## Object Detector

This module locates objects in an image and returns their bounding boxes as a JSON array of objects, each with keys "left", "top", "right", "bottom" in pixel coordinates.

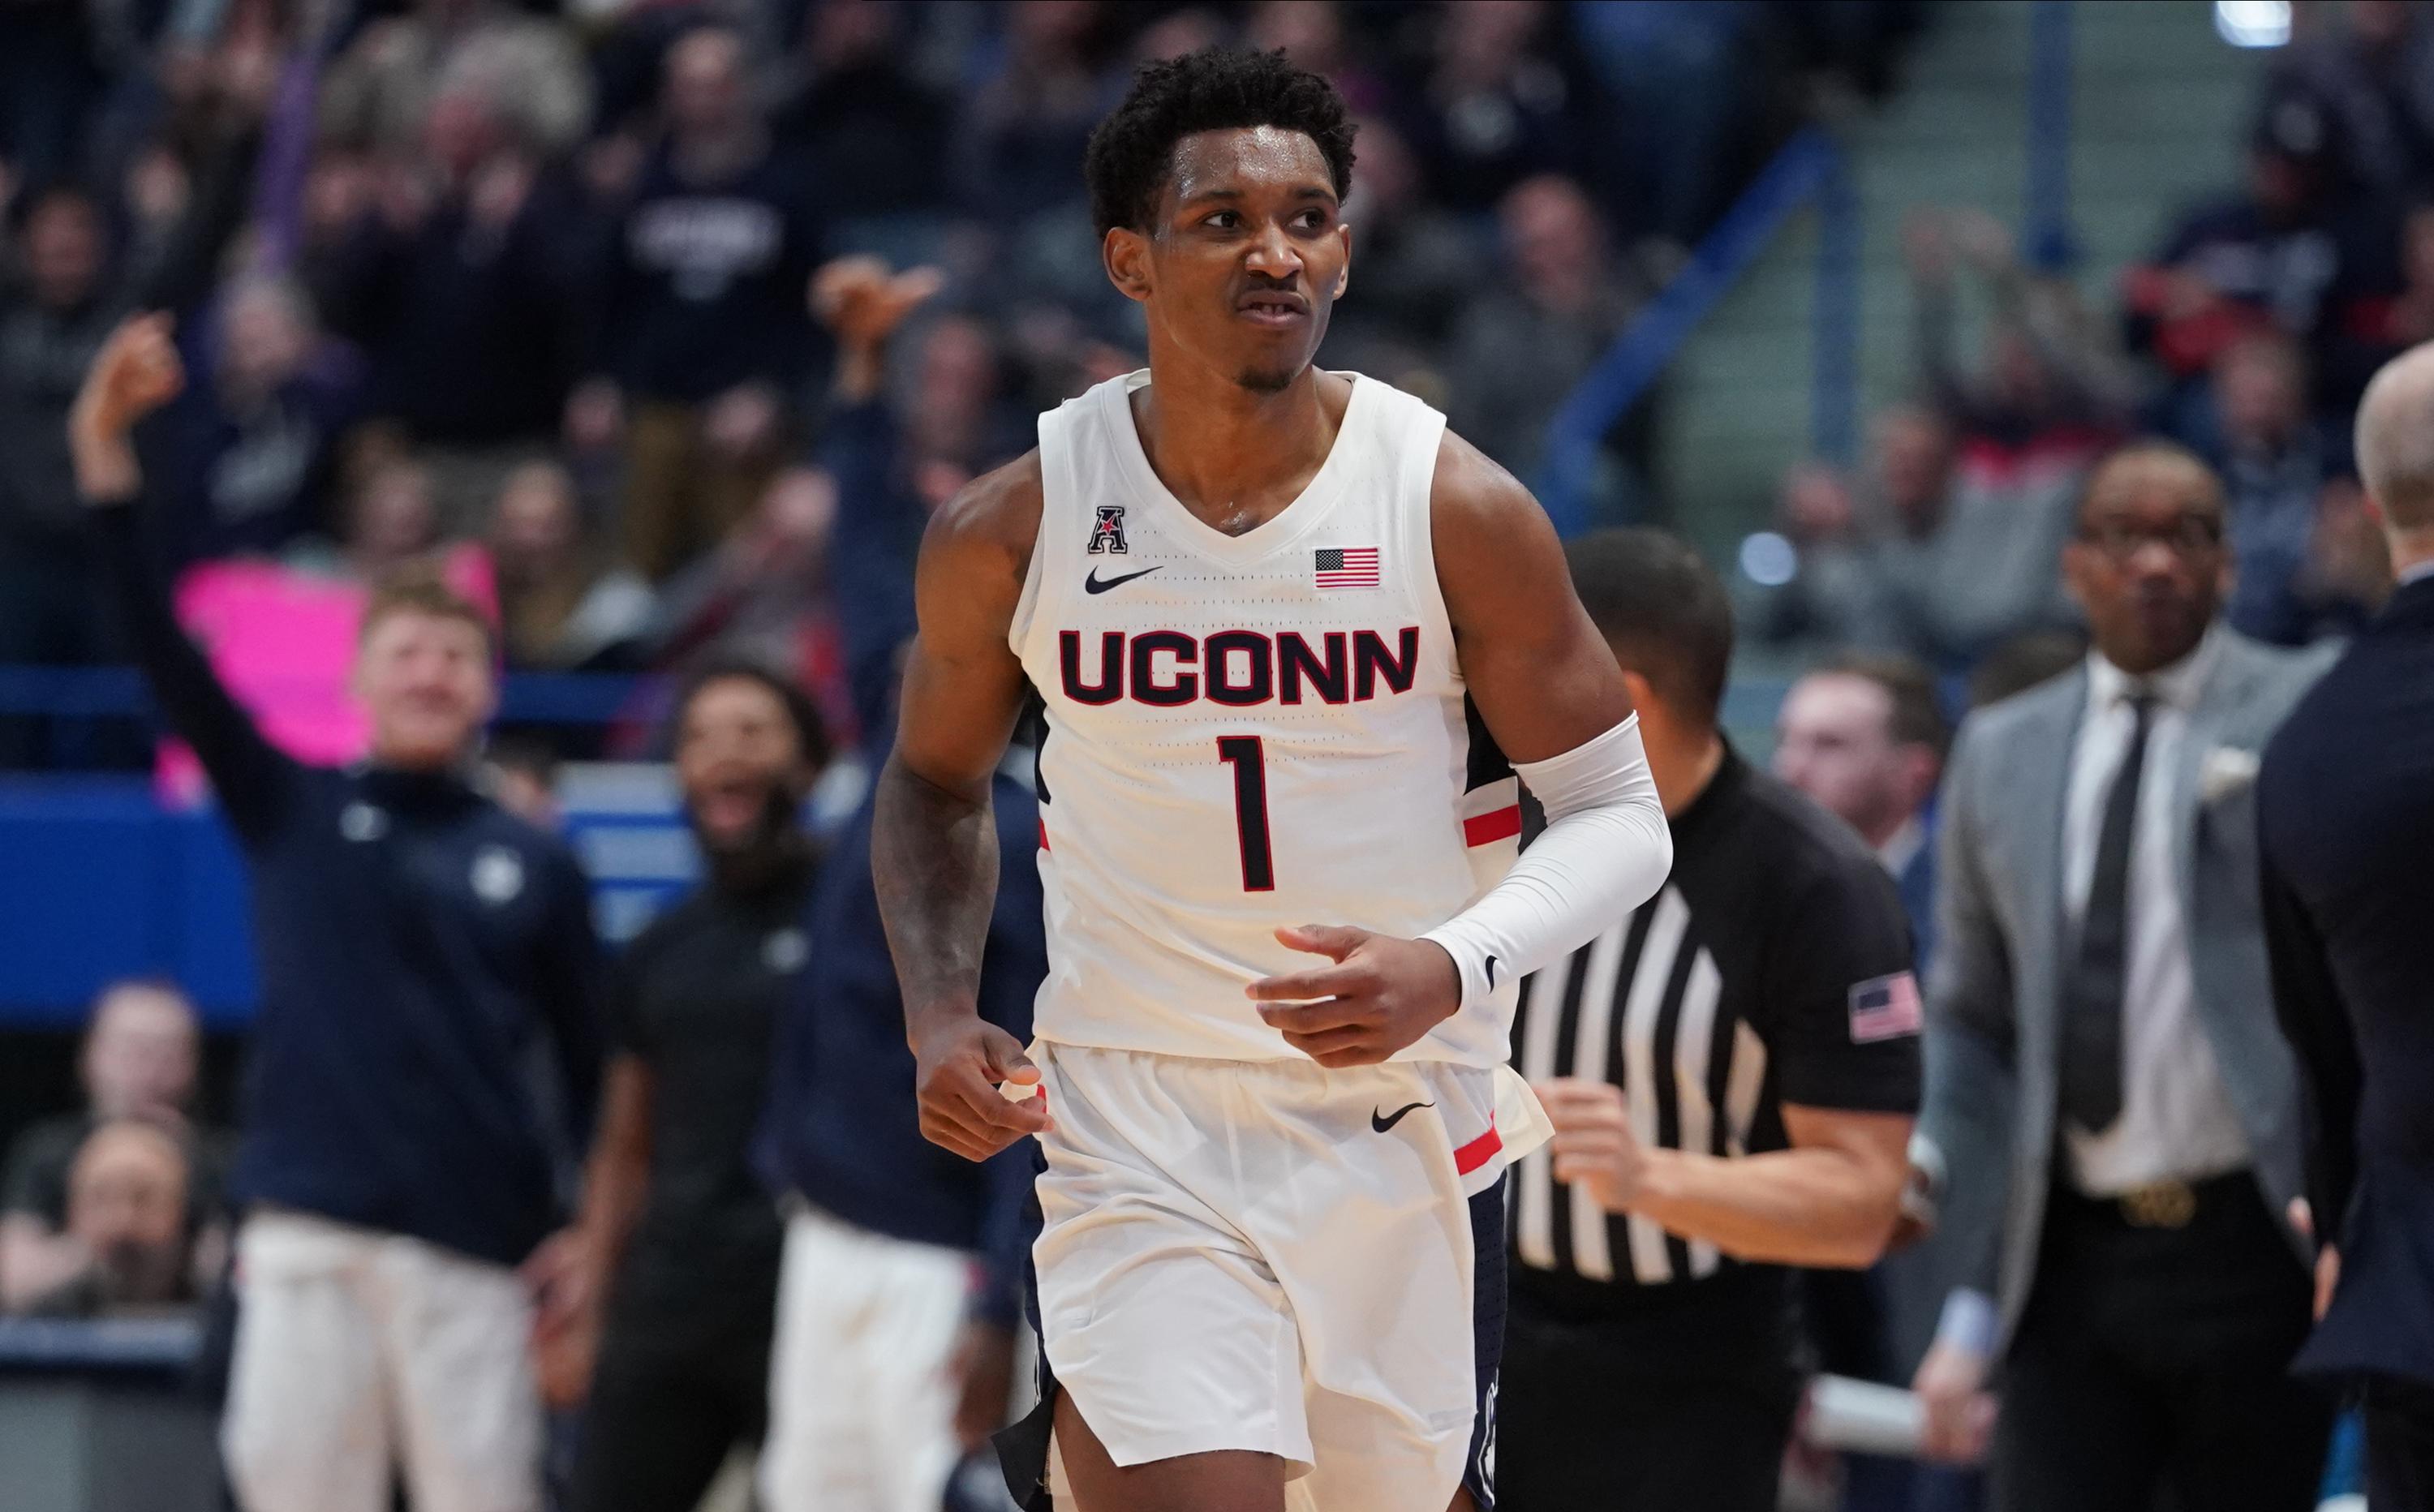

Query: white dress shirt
[
  {"left": 1875, "top": 815, "right": 1925, "bottom": 879},
  {"left": 2058, "top": 628, "right": 2253, "bottom": 1193}
]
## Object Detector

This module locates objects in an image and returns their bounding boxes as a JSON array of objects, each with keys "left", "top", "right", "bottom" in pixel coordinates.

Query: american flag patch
[
  {"left": 1847, "top": 972, "right": 1923, "bottom": 1043},
  {"left": 1314, "top": 546, "right": 1381, "bottom": 589}
]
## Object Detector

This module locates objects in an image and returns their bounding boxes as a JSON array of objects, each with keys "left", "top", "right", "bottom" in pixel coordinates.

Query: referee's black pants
[
  {"left": 1499, "top": 1271, "right": 1802, "bottom": 1512},
  {"left": 1989, "top": 1172, "right": 2331, "bottom": 1512},
  {"left": 564, "top": 1299, "right": 773, "bottom": 1512}
]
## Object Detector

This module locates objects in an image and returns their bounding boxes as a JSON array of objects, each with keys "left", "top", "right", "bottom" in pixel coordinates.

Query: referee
[{"left": 1500, "top": 530, "right": 1921, "bottom": 1512}]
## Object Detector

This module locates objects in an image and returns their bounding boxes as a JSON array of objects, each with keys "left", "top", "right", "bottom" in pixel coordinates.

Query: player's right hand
[
  {"left": 72, "top": 313, "right": 184, "bottom": 445},
  {"left": 912, "top": 1016, "right": 1051, "bottom": 1161}
]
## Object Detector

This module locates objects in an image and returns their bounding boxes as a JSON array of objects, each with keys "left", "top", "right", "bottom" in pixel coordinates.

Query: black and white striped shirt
[{"left": 1510, "top": 750, "right": 1921, "bottom": 1293}]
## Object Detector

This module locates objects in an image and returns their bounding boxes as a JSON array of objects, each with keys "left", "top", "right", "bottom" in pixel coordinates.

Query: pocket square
[{"left": 2199, "top": 745, "right": 2260, "bottom": 803}]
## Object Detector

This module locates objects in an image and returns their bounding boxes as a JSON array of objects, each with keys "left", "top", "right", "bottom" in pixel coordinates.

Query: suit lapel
[
  {"left": 2017, "top": 668, "right": 2085, "bottom": 1044},
  {"left": 2173, "top": 636, "right": 2264, "bottom": 920}
]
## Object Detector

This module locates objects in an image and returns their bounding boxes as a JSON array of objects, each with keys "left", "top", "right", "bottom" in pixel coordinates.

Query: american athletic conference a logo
[{"left": 1087, "top": 504, "right": 1129, "bottom": 555}]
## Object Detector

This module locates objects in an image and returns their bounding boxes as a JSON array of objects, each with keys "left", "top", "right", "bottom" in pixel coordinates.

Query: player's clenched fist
[
  {"left": 1247, "top": 924, "right": 1462, "bottom": 1067},
  {"left": 910, "top": 1014, "right": 1051, "bottom": 1162},
  {"left": 1536, "top": 1077, "right": 1652, "bottom": 1212}
]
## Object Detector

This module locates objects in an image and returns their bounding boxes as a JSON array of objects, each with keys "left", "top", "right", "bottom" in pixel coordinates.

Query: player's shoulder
[
  {"left": 1426, "top": 424, "right": 1540, "bottom": 532},
  {"left": 921, "top": 448, "right": 1043, "bottom": 582}
]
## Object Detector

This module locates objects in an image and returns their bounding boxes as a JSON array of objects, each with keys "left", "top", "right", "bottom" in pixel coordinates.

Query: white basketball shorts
[{"left": 1005, "top": 1043, "right": 1546, "bottom": 1512}]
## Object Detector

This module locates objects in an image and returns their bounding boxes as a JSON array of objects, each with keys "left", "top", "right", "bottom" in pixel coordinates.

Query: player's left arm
[{"left": 1249, "top": 435, "right": 1671, "bottom": 1066}]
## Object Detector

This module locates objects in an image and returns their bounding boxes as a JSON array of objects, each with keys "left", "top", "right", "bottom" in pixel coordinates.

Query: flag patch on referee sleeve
[{"left": 1847, "top": 973, "right": 1923, "bottom": 1042}]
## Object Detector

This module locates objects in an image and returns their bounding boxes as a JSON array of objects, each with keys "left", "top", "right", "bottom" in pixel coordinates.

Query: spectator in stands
[
  {"left": 776, "top": 0, "right": 951, "bottom": 221},
  {"left": 1908, "top": 206, "right": 2131, "bottom": 457},
  {"left": 0, "top": 187, "right": 124, "bottom": 679},
  {"left": 311, "top": 83, "right": 583, "bottom": 531},
  {"left": 158, "top": 274, "right": 359, "bottom": 566},
  {"left": 17, "top": 1118, "right": 200, "bottom": 1318},
  {"left": 571, "top": 22, "right": 823, "bottom": 581},
  {"left": 334, "top": 453, "right": 441, "bottom": 584},
  {"left": 1750, "top": 407, "right": 1974, "bottom": 660},
  {"left": 2264, "top": 0, "right": 2434, "bottom": 201},
  {"left": 1446, "top": 173, "right": 1642, "bottom": 508},
  {"left": 1246, "top": 1, "right": 1394, "bottom": 115},
  {"left": 71, "top": 316, "right": 604, "bottom": 1512},
  {"left": 487, "top": 460, "right": 653, "bottom": 672},
  {"left": 2187, "top": 332, "right": 2368, "bottom": 644},
  {"left": 317, "top": 0, "right": 590, "bottom": 165},
  {"left": 2124, "top": 105, "right": 2395, "bottom": 411},
  {"left": 1774, "top": 653, "right": 1948, "bottom": 963},
  {"left": 1408, "top": 0, "right": 1576, "bottom": 213},
  {"left": 1320, "top": 113, "right": 1479, "bottom": 393},
  {"left": 953, "top": 0, "right": 1115, "bottom": 225},
  {"left": 0, "top": 979, "right": 217, "bottom": 1310},
  {"left": 1909, "top": 443, "right": 2334, "bottom": 1509},
  {"left": 647, "top": 464, "right": 853, "bottom": 745},
  {"left": 540, "top": 658, "right": 827, "bottom": 1512}
]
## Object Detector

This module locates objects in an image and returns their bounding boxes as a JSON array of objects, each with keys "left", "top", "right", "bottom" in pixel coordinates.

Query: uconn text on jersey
[{"left": 1057, "top": 625, "right": 1423, "bottom": 707}]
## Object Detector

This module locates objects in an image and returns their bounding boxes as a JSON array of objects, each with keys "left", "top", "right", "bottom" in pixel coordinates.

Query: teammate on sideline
[
  {"left": 872, "top": 48, "right": 1672, "bottom": 1512},
  {"left": 69, "top": 316, "right": 601, "bottom": 1512}
]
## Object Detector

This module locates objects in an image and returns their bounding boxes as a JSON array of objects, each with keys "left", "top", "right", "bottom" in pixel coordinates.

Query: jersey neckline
[{"left": 1103, "top": 368, "right": 1374, "bottom": 567}]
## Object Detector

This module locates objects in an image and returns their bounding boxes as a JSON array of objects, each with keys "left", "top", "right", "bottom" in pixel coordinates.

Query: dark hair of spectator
[
  {"left": 360, "top": 564, "right": 497, "bottom": 656},
  {"left": 1967, "top": 629, "right": 2089, "bottom": 711},
  {"left": 1084, "top": 46, "right": 1357, "bottom": 235},
  {"left": 2071, "top": 438, "right": 2222, "bottom": 534},
  {"left": 1816, "top": 651, "right": 1950, "bottom": 761},
  {"left": 673, "top": 652, "right": 832, "bottom": 773},
  {"left": 1563, "top": 527, "right": 1735, "bottom": 724}
]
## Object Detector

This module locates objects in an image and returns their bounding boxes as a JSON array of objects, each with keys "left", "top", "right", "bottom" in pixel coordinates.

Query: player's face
[
  {"left": 1774, "top": 675, "right": 1904, "bottom": 836},
  {"left": 675, "top": 677, "right": 811, "bottom": 854},
  {"left": 1110, "top": 126, "right": 1350, "bottom": 394},
  {"left": 2063, "top": 453, "right": 2230, "bottom": 675},
  {"left": 355, "top": 609, "right": 497, "bottom": 770}
]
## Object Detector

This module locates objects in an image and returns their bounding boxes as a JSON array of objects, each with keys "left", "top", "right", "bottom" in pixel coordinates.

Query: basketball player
[{"left": 871, "top": 48, "right": 1673, "bottom": 1512}]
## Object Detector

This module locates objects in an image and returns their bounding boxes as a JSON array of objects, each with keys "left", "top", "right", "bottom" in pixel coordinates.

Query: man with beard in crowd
[{"left": 536, "top": 656, "right": 828, "bottom": 1512}]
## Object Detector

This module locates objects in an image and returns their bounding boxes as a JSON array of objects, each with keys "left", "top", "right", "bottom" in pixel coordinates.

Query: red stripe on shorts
[
  {"left": 1453, "top": 1119, "right": 1503, "bottom": 1175},
  {"left": 1463, "top": 805, "right": 1521, "bottom": 846},
  {"left": 1039, "top": 818, "right": 1049, "bottom": 851}
]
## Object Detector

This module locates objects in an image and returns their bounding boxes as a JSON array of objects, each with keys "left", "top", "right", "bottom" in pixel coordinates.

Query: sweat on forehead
[{"left": 1165, "top": 127, "right": 1339, "bottom": 204}]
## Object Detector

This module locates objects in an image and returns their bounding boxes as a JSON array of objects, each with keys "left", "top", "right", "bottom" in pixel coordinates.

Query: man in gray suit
[{"left": 1905, "top": 441, "right": 2335, "bottom": 1511}]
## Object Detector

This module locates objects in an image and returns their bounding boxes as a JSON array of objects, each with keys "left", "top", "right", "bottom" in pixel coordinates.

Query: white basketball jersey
[{"left": 1009, "top": 370, "right": 1523, "bottom": 1066}]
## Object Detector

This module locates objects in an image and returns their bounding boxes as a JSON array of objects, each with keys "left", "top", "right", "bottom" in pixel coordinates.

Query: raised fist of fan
[
  {"left": 1247, "top": 925, "right": 1461, "bottom": 1067},
  {"left": 70, "top": 314, "right": 187, "bottom": 504},
  {"left": 72, "top": 315, "right": 185, "bottom": 446}
]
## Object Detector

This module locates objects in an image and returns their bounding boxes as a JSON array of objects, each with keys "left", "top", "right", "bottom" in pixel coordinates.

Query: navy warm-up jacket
[{"left": 92, "top": 501, "right": 604, "bottom": 1267}]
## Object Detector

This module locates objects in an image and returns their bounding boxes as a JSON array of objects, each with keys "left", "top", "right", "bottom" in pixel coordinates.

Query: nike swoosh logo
[
  {"left": 1485, "top": 955, "right": 1500, "bottom": 987},
  {"left": 1370, "top": 1100, "right": 1436, "bottom": 1133},
  {"left": 1084, "top": 565, "right": 1164, "bottom": 594}
]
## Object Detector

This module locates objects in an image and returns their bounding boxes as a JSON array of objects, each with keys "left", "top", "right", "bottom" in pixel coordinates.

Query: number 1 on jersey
[{"left": 1216, "top": 737, "right": 1275, "bottom": 892}]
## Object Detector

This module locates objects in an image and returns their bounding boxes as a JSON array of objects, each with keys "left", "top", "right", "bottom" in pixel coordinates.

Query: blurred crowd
[
  {"left": 1748, "top": 0, "right": 2434, "bottom": 674},
  {"left": 0, "top": 0, "right": 1928, "bottom": 771}
]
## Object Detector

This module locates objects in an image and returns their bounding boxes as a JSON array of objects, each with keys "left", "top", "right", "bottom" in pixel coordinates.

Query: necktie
[{"left": 2060, "top": 692, "right": 2152, "bottom": 1134}]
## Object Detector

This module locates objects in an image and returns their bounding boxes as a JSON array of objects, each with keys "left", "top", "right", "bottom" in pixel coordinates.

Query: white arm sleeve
[{"left": 1421, "top": 714, "right": 1672, "bottom": 1013}]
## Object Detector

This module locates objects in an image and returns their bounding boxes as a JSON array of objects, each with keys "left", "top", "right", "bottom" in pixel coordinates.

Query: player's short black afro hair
[{"left": 1085, "top": 45, "right": 1357, "bottom": 236}]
